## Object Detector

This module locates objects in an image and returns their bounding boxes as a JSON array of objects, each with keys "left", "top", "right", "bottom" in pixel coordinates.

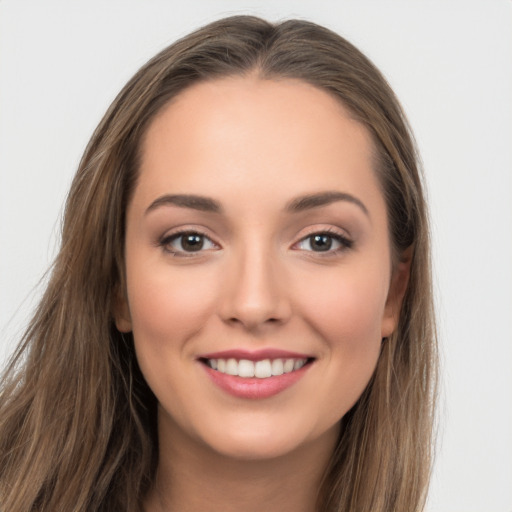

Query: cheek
[
  {"left": 292, "top": 261, "right": 389, "bottom": 403},
  {"left": 125, "top": 258, "right": 222, "bottom": 421},
  {"left": 291, "top": 265, "right": 388, "bottom": 421},
  {"left": 126, "top": 258, "right": 219, "bottom": 351},
  {"left": 296, "top": 263, "right": 389, "bottom": 345}
]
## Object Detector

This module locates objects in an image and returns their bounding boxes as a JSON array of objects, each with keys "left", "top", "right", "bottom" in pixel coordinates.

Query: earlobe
[
  {"left": 381, "top": 246, "right": 413, "bottom": 338},
  {"left": 113, "top": 288, "right": 133, "bottom": 333}
]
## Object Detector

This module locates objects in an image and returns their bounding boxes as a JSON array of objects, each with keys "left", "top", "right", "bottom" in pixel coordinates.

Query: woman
[{"left": 0, "top": 15, "right": 437, "bottom": 512}]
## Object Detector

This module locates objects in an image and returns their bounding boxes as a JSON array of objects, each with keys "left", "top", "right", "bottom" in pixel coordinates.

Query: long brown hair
[{"left": 0, "top": 15, "right": 437, "bottom": 511}]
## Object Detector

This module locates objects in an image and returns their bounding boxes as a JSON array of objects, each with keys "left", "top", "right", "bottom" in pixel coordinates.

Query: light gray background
[{"left": 1, "top": 1, "right": 511, "bottom": 511}]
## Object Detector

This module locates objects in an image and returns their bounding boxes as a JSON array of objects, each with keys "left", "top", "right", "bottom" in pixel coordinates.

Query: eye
[
  {"left": 294, "top": 232, "right": 353, "bottom": 254},
  {"left": 160, "top": 231, "right": 218, "bottom": 256}
]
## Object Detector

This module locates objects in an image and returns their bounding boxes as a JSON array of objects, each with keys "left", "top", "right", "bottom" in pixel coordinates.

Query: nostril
[
  {"left": 227, "top": 315, "right": 279, "bottom": 323},
  {"left": 227, "top": 316, "right": 282, "bottom": 328}
]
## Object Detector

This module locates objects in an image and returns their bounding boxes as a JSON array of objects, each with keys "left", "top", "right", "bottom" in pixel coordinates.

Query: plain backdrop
[{"left": 1, "top": 1, "right": 511, "bottom": 511}]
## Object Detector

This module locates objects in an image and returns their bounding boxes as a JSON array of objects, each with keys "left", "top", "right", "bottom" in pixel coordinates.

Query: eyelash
[{"left": 158, "top": 228, "right": 353, "bottom": 258}]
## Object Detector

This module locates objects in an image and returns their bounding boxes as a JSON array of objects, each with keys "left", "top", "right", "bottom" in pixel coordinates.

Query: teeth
[
  {"left": 238, "top": 359, "right": 254, "bottom": 377},
  {"left": 294, "top": 359, "right": 305, "bottom": 370},
  {"left": 283, "top": 359, "right": 295, "bottom": 373},
  {"left": 226, "top": 358, "right": 238, "bottom": 376},
  {"left": 206, "top": 357, "right": 308, "bottom": 378},
  {"left": 254, "top": 360, "right": 272, "bottom": 378},
  {"left": 271, "top": 359, "right": 284, "bottom": 376}
]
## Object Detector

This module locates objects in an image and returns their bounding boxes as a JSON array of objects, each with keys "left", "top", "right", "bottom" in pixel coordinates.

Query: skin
[{"left": 115, "top": 76, "right": 409, "bottom": 512}]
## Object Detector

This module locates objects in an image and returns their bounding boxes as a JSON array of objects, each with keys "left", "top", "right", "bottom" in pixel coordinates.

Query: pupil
[
  {"left": 311, "top": 234, "right": 332, "bottom": 251},
  {"left": 182, "top": 234, "right": 203, "bottom": 251}
]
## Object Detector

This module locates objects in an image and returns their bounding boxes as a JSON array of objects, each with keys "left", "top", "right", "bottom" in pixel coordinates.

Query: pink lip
[{"left": 198, "top": 348, "right": 312, "bottom": 361}]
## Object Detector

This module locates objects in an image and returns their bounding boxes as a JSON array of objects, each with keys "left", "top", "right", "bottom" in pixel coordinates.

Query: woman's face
[{"left": 116, "top": 76, "right": 407, "bottom": 460}]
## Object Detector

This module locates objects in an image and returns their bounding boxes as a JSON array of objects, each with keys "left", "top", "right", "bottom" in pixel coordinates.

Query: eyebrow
[
  {"left": 285, "top": 191, "right": 369, "bottom": 217},
  {"left": 145, "top": 190, "right": 369, "bottom": 217},
  {"left": 145, "top": 194, "right": 223, "bottom": 215}
]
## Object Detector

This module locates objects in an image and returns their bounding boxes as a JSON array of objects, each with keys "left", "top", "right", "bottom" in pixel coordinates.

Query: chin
[
  {"left": 195, "top": 416, "right": 338, "bottom": 462},
  {"left": 207, "top": 436, "right": 306, "bottom": 461}
]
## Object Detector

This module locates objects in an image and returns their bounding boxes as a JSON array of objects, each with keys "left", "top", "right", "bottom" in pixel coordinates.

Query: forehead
[{"left": 136, "top": 76, "right": 384, "bottom": 217}]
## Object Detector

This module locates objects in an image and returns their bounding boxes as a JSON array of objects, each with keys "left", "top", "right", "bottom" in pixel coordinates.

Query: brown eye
[
  {"left": 180, "top": 233, "right": 204, "bottom": 251},
  {"left": 161, "top": 231, "right": 217, "bottom": 256},
  {"left": 310, "top": 234, "right": 333, "bottom": 251}
]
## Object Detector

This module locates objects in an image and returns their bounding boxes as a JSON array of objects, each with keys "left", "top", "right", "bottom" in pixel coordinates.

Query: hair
[{"left": 0, "top": 15, "right": 437, "bottom": 512}]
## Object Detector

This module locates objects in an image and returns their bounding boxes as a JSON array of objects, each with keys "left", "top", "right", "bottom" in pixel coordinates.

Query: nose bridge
[{"left": 219, "top": 235, "right": 290, "bottom": 329}]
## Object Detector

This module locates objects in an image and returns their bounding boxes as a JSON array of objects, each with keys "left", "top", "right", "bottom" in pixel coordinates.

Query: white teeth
[
  {"left": 238, "top": 359, "right": 255, "bottom": 378},
  {"left": 271, "top": 359, "right": 284, "bottom": 376},
  {"left": 294, "top": 359, "right": 305, "bottom": 370},
  {"left": 226, "top": 358, "right": 238, "bottom": 376},
  {"left": 283, "top": 359, "right": 295, "bottom": 373},
  {"left": 254, "top": 359, "right": 272, "bottom": 378},
  {"left": 206, "top": 357, "right": 309, "bottom": 378}
]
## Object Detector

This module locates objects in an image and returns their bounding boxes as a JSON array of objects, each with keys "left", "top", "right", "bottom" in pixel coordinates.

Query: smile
[
  {"left": 198, "top": 350, "right": 315, "bottom": 399},
  {"left": 205, "top": 357, "right": 308, "bottom": 378}
]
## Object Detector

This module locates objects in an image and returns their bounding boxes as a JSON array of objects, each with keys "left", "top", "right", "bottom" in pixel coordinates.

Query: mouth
[
  {"left": 197, "top": 350, "right": 315, "bottom": 399},
  {"left": 199, "top": 357, "right": 314, "bottom": 378}
]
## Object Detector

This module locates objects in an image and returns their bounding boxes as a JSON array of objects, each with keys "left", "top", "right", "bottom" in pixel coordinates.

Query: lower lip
[{"left": 201, "top": 362, "right": 312, "bottom": 399}]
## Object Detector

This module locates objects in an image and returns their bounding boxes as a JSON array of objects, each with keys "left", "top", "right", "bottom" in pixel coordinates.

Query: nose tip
[
  {"left": 224, "top": 302, "right": 285, "bottom": 331},
  {"left": 218, "top": 252, "right": 291, "bottom": 331}
]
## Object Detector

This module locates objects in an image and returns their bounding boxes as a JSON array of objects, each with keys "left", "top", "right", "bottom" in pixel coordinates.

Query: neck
[{"left": 144, "top": 411, "right": 338, "bottom": 512}]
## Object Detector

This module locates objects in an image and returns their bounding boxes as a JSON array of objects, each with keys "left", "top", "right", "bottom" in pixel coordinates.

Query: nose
[{"left": 218, "top": 244, "right": 292, "bottom": 332}]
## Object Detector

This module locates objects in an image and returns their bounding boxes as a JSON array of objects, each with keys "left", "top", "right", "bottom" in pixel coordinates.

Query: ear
[
  {"left": 112, "top": 286, "right": 133, "bottom": 333},
  {"left": 381, "top": 246, "right": 413, "bottom": 338}
]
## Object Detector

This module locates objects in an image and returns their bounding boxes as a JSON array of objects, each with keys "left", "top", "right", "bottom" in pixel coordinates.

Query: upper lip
[{"left": 198, "top": 348, "right": 314, "bottom": 361}]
